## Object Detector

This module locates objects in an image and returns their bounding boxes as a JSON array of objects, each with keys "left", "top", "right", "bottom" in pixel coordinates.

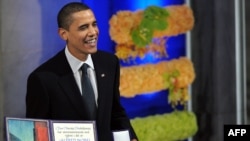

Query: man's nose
[{"left": 88, "top": 26, "right": 97, "bottom": 35}]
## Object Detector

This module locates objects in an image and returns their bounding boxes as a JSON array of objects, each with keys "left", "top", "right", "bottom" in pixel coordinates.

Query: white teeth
[{"left": 86, "top": 39, "right": 96, "bottom": 44}]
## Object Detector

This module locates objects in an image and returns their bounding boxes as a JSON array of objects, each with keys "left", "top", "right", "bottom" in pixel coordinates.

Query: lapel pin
[{"left": 101, "top": 74, "right": 105, "bottom": 77}]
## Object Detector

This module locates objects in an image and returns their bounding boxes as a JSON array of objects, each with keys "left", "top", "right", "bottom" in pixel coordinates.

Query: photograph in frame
[{"left": 5, "top": 117, "right": 50, "bottom": 141}]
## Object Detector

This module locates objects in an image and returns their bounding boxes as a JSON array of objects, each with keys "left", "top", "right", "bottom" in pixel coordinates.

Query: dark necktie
[{"left": 81, "top": 63, "right": 97, "bottom": 120}]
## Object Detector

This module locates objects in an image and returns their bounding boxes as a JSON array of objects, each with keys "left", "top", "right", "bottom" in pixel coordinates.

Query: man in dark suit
[{"left": 25, "top": 2, "right": 138, "bottom": 141}]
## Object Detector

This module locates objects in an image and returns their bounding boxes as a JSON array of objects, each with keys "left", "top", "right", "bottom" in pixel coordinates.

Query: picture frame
[
  {"left": 50, "top": 120, "right": 98, "bottom": 141},
  {"left": 5, "top": 117, "right": 98, "bottom": 141},
  {"left": 5, "top": 117, "right": 50, "bottom": 141}
]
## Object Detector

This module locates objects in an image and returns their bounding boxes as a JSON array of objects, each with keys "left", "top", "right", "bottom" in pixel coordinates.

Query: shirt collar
[{"left": 65, "top": 46, "right": 94, "bottom": 74}]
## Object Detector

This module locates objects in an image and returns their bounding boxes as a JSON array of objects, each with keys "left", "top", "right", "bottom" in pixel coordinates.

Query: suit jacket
[{"left": 26, "top": 49, "right": 137, "bottom": 141}]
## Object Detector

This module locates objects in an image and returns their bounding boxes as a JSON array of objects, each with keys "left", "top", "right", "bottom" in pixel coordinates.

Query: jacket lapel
[
  {"left": 59, "top": 74, "right": 88, "bottom": 118},
  {"left": 92, "top": 52, "right": 110, "bottom": 118},
  {"left": 56, "top": 50, "right": 88, "bottom": 118}
]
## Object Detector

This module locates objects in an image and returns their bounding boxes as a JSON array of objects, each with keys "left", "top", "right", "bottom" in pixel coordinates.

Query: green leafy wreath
[{"left": 131, "top": 6, "right": 169, "bottom": 47}]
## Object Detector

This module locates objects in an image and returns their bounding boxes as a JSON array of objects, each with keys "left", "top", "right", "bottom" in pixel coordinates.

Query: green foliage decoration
[
  {"left": 163, "top": 70, "right": 188, "bottom": 108},
  {"left": 131, "top": 5, "right": 169, "bottom": 47},
  {"left": 131, "top": 111, "right": 198, "bottom": 141}
]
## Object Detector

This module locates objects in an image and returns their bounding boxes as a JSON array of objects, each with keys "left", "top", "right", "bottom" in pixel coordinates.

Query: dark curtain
[
  {"left": 191, "top": 0, "right": 237, "bottom": 141},
  {"left": 246, "top": 0, "right": 250, "bottom": 123}
]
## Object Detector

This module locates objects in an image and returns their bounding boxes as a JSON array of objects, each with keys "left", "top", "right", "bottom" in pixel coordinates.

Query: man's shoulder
[
  {"left": 94, "top": 50, "right": 118, "bottom": 59},
  {"left": 92, "top": 50, "right": 119, "bottom": 67},
  {"left": 31, "top": 49, "right": 67, "bottom": 73},
  {"left": 96, "top": 50, "right": 113, "bottom": 55}
]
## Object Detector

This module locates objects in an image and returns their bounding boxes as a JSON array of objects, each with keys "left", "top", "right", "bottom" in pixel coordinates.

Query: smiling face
[{"left": 58, "top": 9, "right": 99, "bottom": 61}]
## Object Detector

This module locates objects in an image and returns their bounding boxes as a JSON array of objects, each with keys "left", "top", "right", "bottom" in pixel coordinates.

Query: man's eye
[
  {"left": 79, "top": 25, "right": 87, "bottom": 30},
  {"left": 93, "top": 22, "right": 98, "bottom": 27},
  {"left": 80, "top": 27, "right": 86, "bottom": 29}
]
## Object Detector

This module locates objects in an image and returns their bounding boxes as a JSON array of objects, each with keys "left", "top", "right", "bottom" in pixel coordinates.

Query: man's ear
[{"left": 58, "top": 28, "right": 68, "bottom": 41}]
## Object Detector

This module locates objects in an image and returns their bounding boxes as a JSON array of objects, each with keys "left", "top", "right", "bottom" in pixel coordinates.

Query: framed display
[
  {"left": 5, "top": 117, "right": 50, "bottom": 141},
  {"left": 5, "top": 117, "right": 97, "bottom": 141},
  {"left": 50, "top": 120, "right": 97, "bottom": 141}
]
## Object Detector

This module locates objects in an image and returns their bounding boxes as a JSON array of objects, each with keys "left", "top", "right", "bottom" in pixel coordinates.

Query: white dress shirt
[{"left": 65, "top": 47, "right": 98, "bottom": 105}]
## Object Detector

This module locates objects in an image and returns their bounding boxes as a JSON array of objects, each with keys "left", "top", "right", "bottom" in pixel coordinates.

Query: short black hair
[{"left": 57, "top": 2, "right": 90, "bottom": 30}]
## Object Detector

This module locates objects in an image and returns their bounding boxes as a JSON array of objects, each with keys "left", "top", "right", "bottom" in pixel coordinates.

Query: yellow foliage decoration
[
  {"left": 109, "top": 4, "right": 196, "bottom": 106},
  {"left": 120, "top": 57, "right": 195, "bottom": 97},
  {"left": 109, "top": 5, "right": 194, "bottom": 45}
]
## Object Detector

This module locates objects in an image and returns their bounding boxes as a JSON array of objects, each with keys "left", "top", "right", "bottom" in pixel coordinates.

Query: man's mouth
[
  {"left": 85, "top": 39, "right": 96, "bottom": 44},
  {"left": 84, "top": 39, "right": 97, "bottom": 47}
]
